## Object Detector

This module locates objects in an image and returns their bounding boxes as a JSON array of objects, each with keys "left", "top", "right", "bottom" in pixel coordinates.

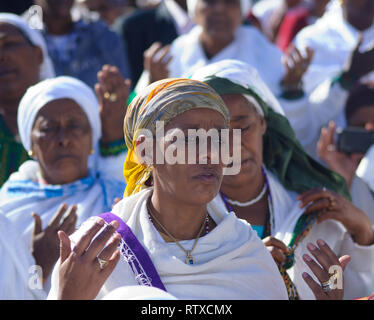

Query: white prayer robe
[
  {"left": 136, "top": 25, "right": 285, "bottom": 96},
  {"left": 211, "top": 169, "right": 374, "bottom": 300},
  {"left": 294, "top": 2, "right": 374, "bottom": 93},
  {"left": 48, "top": 188, "right": 289, "bottom": 300},
  {"left": 0, "top": 212, "right": 46, "bottom": 300}
]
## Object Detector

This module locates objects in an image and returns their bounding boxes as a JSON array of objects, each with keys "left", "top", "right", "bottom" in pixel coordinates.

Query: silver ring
[
  {"left": 321, "top": 279, "right": 332, "bottom": 293},
  {"left": 97, "top": 257, "right": 108, "bottom": 270}
]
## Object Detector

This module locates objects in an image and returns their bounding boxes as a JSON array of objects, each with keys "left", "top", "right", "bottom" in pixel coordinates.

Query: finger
[
  {"left": 269, "top": 247, "right": 287, "bottom": 264},
  {"left": 32, "top": 212, "right": 42, "bottom": 236},
  {"left": 339, "top": 255, "right": 351, "bottom": 272},
  {"left": 154, "top": 45, "right": 170, "bottom": 64},
  {"left": 302, "top": 253, "right": 330, "bottom": 285},
  {"left": 100, "top": 249, "right": 120, "bottom": 278},
  {"left": 96, "top": 233, "right": 121, "bottom": 262},
  {"left": 302, "top": 272, "right": 326, "bottom": 300},
  {"left": 263, "top": 236, "right": 290, "bottom": 253},
  {"left": 299, "top": 189, "right": 333, "bottom": 208},
  {"left": 84, "top": 220, "right": 119, "bottom": 261},
  {"left": 58, "top": 230, "right": 71, "bottom": 263},
  {"left": 144, "top": 42, "right": 162, "bottom": 60},
  {"left": 306, "top": 242, "right": 334, "bottom": 272},
  {"left": 95, "top": 83, "right": 104, "bottom": 106},
  {"left": 59, "top": 205, "right": 78, "bottom": 234},
  {"left": 304, "top": 198, "right": 331, "bottom": 214},
  {"left": 315, "top": 239, "right": 340, "bottom": 268},
  {"left": 72, "top": 218, "right": 106, "bottom": 256},
  {"left": 48, "top": 203, "right": 68, "bottom": 230}
]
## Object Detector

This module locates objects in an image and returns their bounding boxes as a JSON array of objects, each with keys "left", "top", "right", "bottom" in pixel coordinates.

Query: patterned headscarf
[{"left": 123, "top": 78, "right": 229, "bottom": 197}]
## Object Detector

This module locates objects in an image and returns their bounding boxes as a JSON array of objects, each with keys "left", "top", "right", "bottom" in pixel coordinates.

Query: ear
[
  {"left": 33, "top": 46, "right": 44, "bottom": 69},
  {"left": 259, "top": 116, "right": 267, "bottom": 136}
]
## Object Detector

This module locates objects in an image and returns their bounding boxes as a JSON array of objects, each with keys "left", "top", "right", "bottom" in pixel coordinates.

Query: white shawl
[
  {"left": 136, "top": 25, "right": 285, "bottom": 96},
  {"left": 212, "top": 169, "right": 374, "bottom": 299},
  {"left": 48, "top": 188, "right": 289, "bottom": 300},
  {"left": 0, "top": 212, "right": 46, "bottom": 300}
]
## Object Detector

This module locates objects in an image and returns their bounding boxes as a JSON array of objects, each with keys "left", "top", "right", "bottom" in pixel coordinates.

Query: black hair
[{"left": 345, "top": 83, "right": 374, "bottom": 123}]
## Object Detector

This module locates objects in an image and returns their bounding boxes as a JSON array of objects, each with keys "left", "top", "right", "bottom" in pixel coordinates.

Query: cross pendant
[{"left": 185, "top": 252, "right": 195, "bottom": 265}]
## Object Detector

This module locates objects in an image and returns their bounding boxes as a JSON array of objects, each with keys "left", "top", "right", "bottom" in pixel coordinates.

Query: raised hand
[
  {"left": 95, "top": 65, "right": 131, "bottom": 143},
  {"left": 144, "top": 42, "right": 172, "bottom": 84},
  {"left": 281, "top": 45, "right": 314, "bottom": 91},
  {"left": 317, "top": 121, "right": 363, "bottom": 188},
  {"left": 58, "top": 218, "right": 121, "bottom": 300},
  {"left": 302, "top": 239, "right": 350, "bottom": 300},
  {"left": 31, "top": 203, "right": 77, "bottom": 282}
]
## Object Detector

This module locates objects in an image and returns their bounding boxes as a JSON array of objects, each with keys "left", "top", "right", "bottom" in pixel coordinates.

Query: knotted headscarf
[{"left": 123, "top": 78, "right": 229, "bottom": 197}]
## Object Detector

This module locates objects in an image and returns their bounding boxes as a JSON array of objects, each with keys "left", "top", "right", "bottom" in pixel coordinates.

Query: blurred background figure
[
  {"left": 0, "top": 1, "right": 34, "bottom": 15},
  {"left": 30, "top": 0, "right": 131, "bottom": 89},
  {"left": 113, "top": 0, "right": 193, "bottom": 86}
]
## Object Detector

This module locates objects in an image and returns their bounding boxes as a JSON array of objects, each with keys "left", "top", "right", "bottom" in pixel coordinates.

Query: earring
[
  {"left": 28, "top": 150, "right": 34, "bottom": 157},
  {"left": 90, "top": 149, "right": 95, "bottom": 155}
]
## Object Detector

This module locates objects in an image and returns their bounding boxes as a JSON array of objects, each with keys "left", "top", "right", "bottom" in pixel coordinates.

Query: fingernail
[
  {"left": 97, "top": 218, "right": 105, "bottom": 225},
  {"left": 317, "top": 239, "right": 325, "bottom": 247},
  {"left": 307, "top": 243, "right": 316, "bottom": 251},
  {"left": 110, "top": 220, "right": 119, "bottom": 228},
  {"left": 303, "top": 254, "right": 312, "bottom": 262}
]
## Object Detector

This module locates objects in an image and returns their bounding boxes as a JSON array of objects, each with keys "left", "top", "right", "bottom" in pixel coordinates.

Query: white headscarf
[
  {"left": 0, "top": 13, "right": 55, "bottom": 80},
  {"left": 17, "top": 76, "right": 101, "bottom": 153},
  {"left": 187, "top": 0, "right": 252, "bottom": 19},
  {"left": 191, "top": 59, "right": 285, "bottom": 116}
]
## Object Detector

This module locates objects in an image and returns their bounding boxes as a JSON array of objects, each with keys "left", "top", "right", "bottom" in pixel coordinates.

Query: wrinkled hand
[
  {"left": 345, "top": 35, "right": 374, "bottom": 81},
  {"left": 144, "top": 42, "right": 172, "bottom": 83},
  {"left": 58, "top": 218, "right": 121, "bottom": 300},
  {"left": 31, "top": 203, "right": 77, "bottom": 282},
  {"left": 302, "top": 239, "right": 350, "bottom": 300},
  {"left": 95, "top": 64, "right": 131, "bottom": 143},
  {"left": 281, "top": 45, "right": 314, "bottom": 91},
  {"left": 317, "top": 121, "right": 363, "bottom": 188},
  {"left": 298, "top": 188, "right": 374, "bottom": 246},
  {"left": 263, "top": 236, "right": 290, "bottom": 265}
]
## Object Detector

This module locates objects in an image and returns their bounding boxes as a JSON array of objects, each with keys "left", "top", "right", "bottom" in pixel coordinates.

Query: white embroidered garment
[
  {"left": 211, "top": 169, "right": 374, "bottom": 300},
  {"left": 0, "top": 212, "right": 46, "bottom": 300},
  {"left": 48, "top": 188, "right": 289, "bottom": 300},
  {"left": 294, "top": 3, "right": 374, "bottom": 93}
]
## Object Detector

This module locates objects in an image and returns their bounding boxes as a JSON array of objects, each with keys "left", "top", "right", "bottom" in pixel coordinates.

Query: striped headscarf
[{"left": 123, "top": 78, "right": 229, "bottom": 197}]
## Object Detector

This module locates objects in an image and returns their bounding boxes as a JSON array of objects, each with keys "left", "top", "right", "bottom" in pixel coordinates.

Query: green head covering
[{"left": 191, "top": 60, "right": 351, "bottom": 199}]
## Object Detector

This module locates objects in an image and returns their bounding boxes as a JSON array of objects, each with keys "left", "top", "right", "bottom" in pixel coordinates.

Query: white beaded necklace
[{"left": 224, "top": 183, "right": 268, "bottom": 207}]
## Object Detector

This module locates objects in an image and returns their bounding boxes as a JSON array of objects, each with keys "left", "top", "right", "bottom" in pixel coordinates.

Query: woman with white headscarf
[
  {"left": 191, "top": 59, "right": 374, "bottom": 300},
  {"left": 0, "top": 76, "right": 126, "bottom": 292},
  {"left": 0, "top": 13, "right": 55, "bottom": 186},
  {"left": 135, "top": 0, "right": 308, "bottom": 98}
]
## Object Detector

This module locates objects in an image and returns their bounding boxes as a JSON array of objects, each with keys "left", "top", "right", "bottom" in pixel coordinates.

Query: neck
[
  {"left": 150, "top": 188, "right": 208, "bottom": 240},
  {"left": 199, "top": 33, "right": 234, "bottom": 60},
  {"left": 44, "top": 16, "right": 74, "bottom": 35},
  {"left": 221, "top": 169, "right": 265, "bottom": 203}
]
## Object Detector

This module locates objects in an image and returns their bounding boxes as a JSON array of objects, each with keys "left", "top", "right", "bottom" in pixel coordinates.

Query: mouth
[
  {"left": 0, "top": 68, "right": 17, "bottom": 78},
  {"left": 193, "top": 167, "right": 221, "bottom": 184}
]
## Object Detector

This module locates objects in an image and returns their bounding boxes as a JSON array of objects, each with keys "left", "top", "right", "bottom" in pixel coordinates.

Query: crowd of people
[{"left": 0, "top": 0, "right": 374, "bottom": 300}]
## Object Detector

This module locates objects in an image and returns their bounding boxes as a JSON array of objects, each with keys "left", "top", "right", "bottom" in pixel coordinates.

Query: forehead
[
  {"left": 349, "top": 105, "right": 374, "bottom": 123},
  {"left": 34, "top": 98, "right": 88, "bottom": 121},
  {"left": 165, "top": 108, "right": 227, "bottom": 130},
  {"left": 0, "top": 22, "right": 28, "bottom": 39},
  {"left": 220, "top": 94, "right": 257, "bottom": 119}
]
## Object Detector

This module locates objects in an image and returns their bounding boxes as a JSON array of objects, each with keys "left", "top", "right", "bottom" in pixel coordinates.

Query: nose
[{"left": 57, "top": 127, "right": 72, "bottom": 147}]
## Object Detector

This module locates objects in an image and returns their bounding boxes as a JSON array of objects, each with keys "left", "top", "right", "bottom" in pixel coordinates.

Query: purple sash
[{"left": 99, "top": 212, "right": 166, "bottom": 292}]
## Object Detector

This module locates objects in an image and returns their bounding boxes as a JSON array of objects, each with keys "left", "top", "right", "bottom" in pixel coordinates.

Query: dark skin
[
  {"left": 0, "top": 23, "right": 42, "bottom": 136},
  {"left": 342, "top": 0, "right": 374, "bottom": 32},
  {"left": 220, "top": 93, "right": 352, "bottom": 299},
  {"left": 30, "top": 99, "right": 92, "bottom": 185},
  {"left": 34, "top": 0, "right": 74, "bottom": 35},
  {"left": 137, "top": 108, "right": 225, "bottom": 240}
]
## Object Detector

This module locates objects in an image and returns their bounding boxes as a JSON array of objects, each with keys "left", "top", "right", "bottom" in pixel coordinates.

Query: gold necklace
[{"left": 147, "top": 198, "right": 207, "bottom": 265}]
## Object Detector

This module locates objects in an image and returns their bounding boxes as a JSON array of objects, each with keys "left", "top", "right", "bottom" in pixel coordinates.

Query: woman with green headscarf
[
  {"left": 48, "top": 77, "right": 291, "bottom": 300},
  {"left": 191, "top": 59, "right": 374, "bottom": 300}
]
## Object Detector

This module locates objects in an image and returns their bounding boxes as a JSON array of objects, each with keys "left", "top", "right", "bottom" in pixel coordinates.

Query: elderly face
[
  {"left": 220, "top": 94, "right": 266, "bottom": 187},
  {"left": 30, "top": 99, "right": 92, "bottom": 185},
  {"left": 194, "top": 0, "right": 242, "bottom": 43},
  {"left": 0, "top": 23, "right": 42, "bottom": 103},
  {"left": 151, "top": 108, "right": 226, "bottom": 206},
  {"left": 342, "top": 0, "right": 374, "bottom": 31}
]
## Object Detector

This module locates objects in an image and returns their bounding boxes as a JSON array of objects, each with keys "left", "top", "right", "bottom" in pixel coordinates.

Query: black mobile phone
[{"left": 336, "top": 127, "right": 374, "bottom": 154}]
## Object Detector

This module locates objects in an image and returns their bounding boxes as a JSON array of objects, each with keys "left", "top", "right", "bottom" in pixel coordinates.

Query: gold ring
[
  {"left": 104, "top": 92, "right": 118, "bottom": 102},
  {"left": 97, "top": 257, "right": 108, "bottom": 270}
]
